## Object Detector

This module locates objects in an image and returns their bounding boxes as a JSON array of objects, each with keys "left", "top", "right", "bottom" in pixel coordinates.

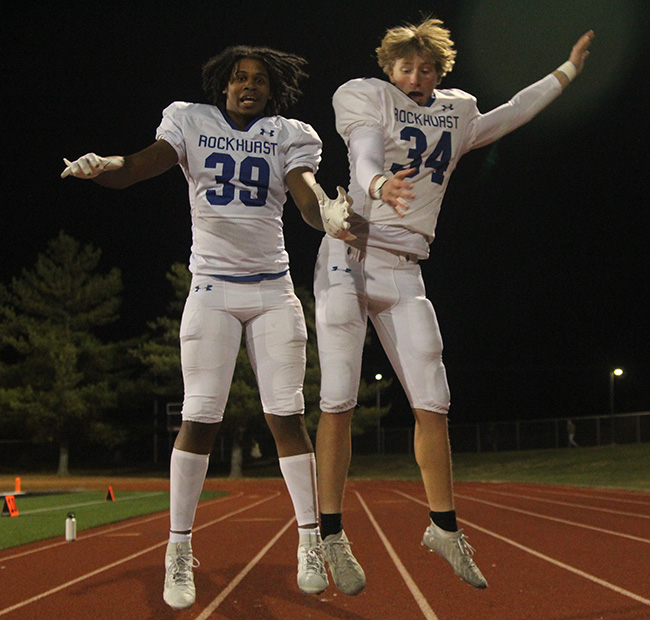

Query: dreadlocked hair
[{"left": 202, "top": 45, "right": 309, "bottom": 116}]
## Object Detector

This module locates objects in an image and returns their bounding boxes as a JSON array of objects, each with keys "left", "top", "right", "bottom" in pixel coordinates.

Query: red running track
[{"left": 0, "top": 479, "right": 649, "bottom": 619}]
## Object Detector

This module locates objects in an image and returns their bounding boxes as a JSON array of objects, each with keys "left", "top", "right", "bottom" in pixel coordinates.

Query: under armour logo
[
  {"left": 331, "top": 266, "right": 351, "bottom": 273},
  {"left": 260, "top": 128, "right": 275, "bottom": 136},
  {"left": 442, "top": 104, "right": 454, "bottom": 112}
]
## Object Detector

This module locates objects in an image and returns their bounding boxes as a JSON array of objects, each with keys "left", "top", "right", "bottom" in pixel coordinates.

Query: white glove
[
  {"left": 61, "top": 152, "right": 125, "bottom": 179},
  {"left": 312, "top": 184, "right": 355, "bottom": 240}
]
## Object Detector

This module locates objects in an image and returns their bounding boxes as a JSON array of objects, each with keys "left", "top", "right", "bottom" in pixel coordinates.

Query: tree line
[{"left": 0, "top": 232, "right": 390, "bottom": 476}]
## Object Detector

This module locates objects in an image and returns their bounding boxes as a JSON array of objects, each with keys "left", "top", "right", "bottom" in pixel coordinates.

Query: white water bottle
[{"left": 65, "top": 512, "right": 77, "bottom": 541}]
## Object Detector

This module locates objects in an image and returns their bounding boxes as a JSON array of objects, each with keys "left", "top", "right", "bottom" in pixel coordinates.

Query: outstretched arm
[{"left": 61, "top": 139, "right": 179, "bottom": 189}]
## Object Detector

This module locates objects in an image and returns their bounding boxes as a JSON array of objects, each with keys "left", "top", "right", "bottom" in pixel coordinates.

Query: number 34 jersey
[
  {"left": 333, "top": 75, "right": 561, "bottom": 247},
  {"left": 156, "top": 102, "right": 322, "bottom": 277}
]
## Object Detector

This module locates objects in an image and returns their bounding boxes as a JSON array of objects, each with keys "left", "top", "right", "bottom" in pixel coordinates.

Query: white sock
[
  {"left": 169, "top": 448, "right": 210, "bottom": 536},
  {"left": 169, "top": 532, "right": 192, "bottom": 545},
  {"left": 298, "top": 527, "right": 320, "bottom": 546},
  {"left": 278, "top": 452, "right": 319, "bottom": 529}
]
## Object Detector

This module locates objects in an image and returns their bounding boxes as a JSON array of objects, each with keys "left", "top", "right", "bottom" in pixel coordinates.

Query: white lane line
[
  {"left": 452, "top": 492, "right": 650, "bottom": 545},
  {"left": 497, "top": 485, "right": 650, "bottom": 507},
  {"left": 395, "top": 490, "right": 650, "bottom": 608},
  {"left": 194, "top": 517, "right": 295, "bottom": 620},
  {"left": 472, "top": 488, "right": 650, "bottom": 519},
  {"left": 0, "top": 492, "right": 278, "bottom": 617},
  {"left": 0, "top": 492, "right": 244, "bottom": 562},
  {"left": 354, "top": 491, "right": 439, "bottom": 620},
  {"left": 231, "top": 518, "right": 285, "bottom": 522}
]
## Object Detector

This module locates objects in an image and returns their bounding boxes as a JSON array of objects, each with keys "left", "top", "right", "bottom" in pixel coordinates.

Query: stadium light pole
[
  {"left": 609, "top": 368, "right": 624, "bottom": 443},
  {"left": 375, "top": 373, "right": 382, "bottom": 454}
]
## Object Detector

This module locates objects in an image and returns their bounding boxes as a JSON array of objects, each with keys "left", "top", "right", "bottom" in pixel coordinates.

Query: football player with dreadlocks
[{"left": 62, "top": 45, "right": 352, "bottom": 609}]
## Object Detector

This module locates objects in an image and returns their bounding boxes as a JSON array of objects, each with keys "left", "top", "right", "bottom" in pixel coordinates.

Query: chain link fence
[{"left": 350, "top": 411, "right": 650, "bottom": 455}]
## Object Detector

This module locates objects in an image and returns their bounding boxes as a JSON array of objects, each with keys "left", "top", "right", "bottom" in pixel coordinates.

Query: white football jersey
[
  {"left": 156, "top": 102, "right": 322, "bottom": 277},
  {"left": 333, "top": 75, "right": 561, "bottom": 255}
]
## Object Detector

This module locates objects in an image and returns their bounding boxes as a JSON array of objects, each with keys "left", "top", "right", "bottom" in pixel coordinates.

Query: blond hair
[{"left": 376, "top": 18, "right": 456, "bottom": 77}]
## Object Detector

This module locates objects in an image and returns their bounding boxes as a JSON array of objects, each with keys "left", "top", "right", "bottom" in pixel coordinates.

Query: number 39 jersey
[
  {"left": 156, "top": 102, "right": 322, "bottom": 277},
  {"left": 333, "top": 75, "right": 561, "bottom": 250}
]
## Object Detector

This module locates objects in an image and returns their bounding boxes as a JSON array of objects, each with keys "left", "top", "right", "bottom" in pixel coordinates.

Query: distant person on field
[{"left": 567, "top": 419, "right": 579, "bottom": 447}]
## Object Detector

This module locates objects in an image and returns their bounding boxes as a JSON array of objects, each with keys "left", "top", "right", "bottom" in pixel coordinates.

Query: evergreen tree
[
  {"left": 0, "top": 232, "right": 122, "bottom": 475},
  {"left": 131, "top": 262, "right": 190, "bottom": 399}
]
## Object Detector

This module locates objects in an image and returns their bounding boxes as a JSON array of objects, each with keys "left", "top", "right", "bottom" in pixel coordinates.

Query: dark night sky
[{"left": 4, "top": 1, "right": 650, "bottom": 424}]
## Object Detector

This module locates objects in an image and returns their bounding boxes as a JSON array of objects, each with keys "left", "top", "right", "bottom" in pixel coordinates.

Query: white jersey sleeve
[
  {"left": 334, "top": 78, "right": 384, "bottom": 137},
  {"left": 468, "top": 74, "right": 562, "bottom": 150},
  {"left": 280, "top": 118, "right": 322, "bottom": 180},
  {"left": 333, "top": 79, "right": 388, "bottom": 199},
  {"left": 156, "top": 102, "right": 190, "bottom": 166},
  {"left": 155, "top": 102, "right": 322, "bottom": 277}
]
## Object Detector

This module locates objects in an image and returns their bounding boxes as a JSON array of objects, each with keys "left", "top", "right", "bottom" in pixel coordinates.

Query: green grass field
[
  {"left": 1, "top": 443, "right": 647, "bottom": 552},
  {"left": 349, "top": 443, "right": 650, "bottom": 491},
  {"left": 0, "top": 490, "right": 223, "bottom": 552}
]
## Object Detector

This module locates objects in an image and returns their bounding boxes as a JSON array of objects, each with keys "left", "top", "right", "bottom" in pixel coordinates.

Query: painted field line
[
  {"left": 355, "top": 491, "right": 439, "bottom": 620},
  {"left": 231, "top": 517, "right": 285, "bottom": 522},
  {"left": 501, "top": 485, "right": 650, "bottom": 507},
  {"left": 0, "top": 492, "right": 243, "bottom": 562},
  {"left": 18, "top": 491, "right": 166, "bottom": 515},
  {"left": 453, "top": 492, "right": 650, "bottom": 545},
  {"left": 396, "top": 490, "right": 650, "bottom": 608},
  {"left": 0, "top": 492, "right": 278, "bottom": 617},
  {"left": 194, "top": 517, "right": 295, "bottom": 620},
  {"left": 474, "top": 488, "right": 650, "bottom": 519}
]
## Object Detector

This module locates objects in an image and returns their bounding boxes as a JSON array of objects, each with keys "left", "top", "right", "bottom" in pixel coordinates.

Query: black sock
[
  {"left": 429, "top": 510, "right": 458, "bottom": 532},
  {"left": 320, "top": 512, "right": 343, "bottom": 539}
]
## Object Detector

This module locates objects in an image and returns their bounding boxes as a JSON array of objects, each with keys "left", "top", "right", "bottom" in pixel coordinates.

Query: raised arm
[
  {"left": 286, "top": 167, "right": 354, "bottom": 239},
  {"left": 552, "top": 30, "right": 594, "bottom": 89},
  {"left": 61, "top": 139, "right": 179, "bottom": 189}
]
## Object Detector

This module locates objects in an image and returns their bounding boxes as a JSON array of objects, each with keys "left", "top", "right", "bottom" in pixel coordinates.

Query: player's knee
[
  {"left": 265, "top": 411, "right": 305, "bottom": 431},
  {"left": 320, "top": 396, "right": 357, "bottom": 413},
  {"left": 319, "top": 357, "right": 361, "bottom": 410},
  {"left": 181, "top": 395, "right": 225, "bottom": 424},
  {"left": 320, "top": 368, "right": 358, "bottom": 411}
]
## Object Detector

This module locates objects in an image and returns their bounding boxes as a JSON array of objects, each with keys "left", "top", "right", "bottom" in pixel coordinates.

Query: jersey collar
[
  {"left": 387, "top": 80, "right": 437, "bottom": 108},
  {"left": 217, "top": 106, "right": 267, "bottom": 132}
]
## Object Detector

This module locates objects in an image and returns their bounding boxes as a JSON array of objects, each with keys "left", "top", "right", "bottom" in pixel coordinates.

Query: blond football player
[{"left": 314, "top": 19, "right": 593, "bottom": 594}]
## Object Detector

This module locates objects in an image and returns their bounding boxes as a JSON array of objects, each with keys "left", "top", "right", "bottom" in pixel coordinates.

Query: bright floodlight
[
  {"left": 375, "top": 373, "right": 382, "bottom": 381},
  {"left": 613, "top": 368, "right": 624, "bottom": 376}
]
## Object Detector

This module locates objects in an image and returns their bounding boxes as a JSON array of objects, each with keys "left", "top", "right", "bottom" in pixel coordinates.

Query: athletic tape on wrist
[
  {"left": 556, "top": 61, "right": 577, "bottom": 82},
  {"left": 370, "top": 175, "right": 389, "bottom": 200}
]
